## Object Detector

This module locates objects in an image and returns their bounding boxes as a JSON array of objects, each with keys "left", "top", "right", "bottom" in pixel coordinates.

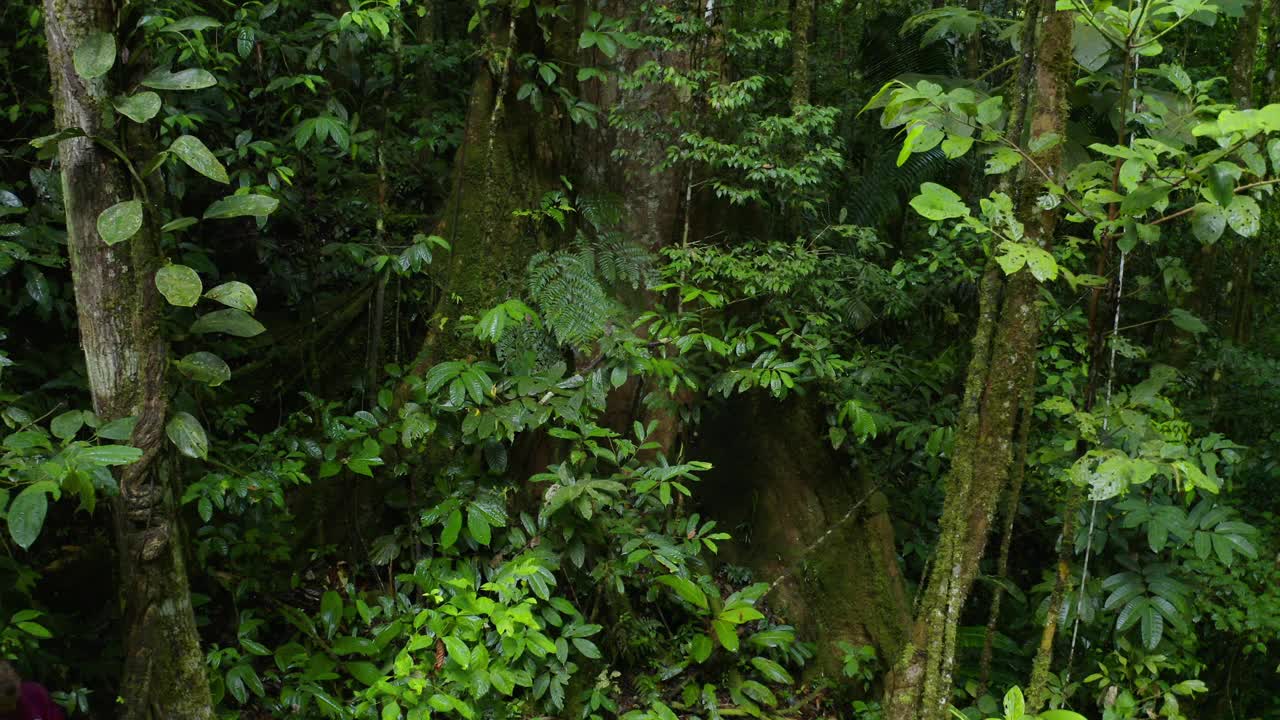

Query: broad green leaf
[
  {"left": 656, "top": 575, "right": 708, "bottom": 610},
  {"left": 165, "top": 411, "right": 208, "bottom": 459},
  {"left": 94, "top": 418, "right": 137, "bottom": 441},
  {"left": 50, "top": 410, "right": 85, "bottom": 441},
  {"left": 113, "top": 92, "right": 162, "bottom": 123},
  {"left": 74, "top": 31, "right": 116, "bottom": 79},
  {"left": 941, "top": 134, "right": 974, "bottom": 159},
  {"left": 443, "top": 637, "right": 471, "bottom": 669},
  {"left": 161, "top": 217, "right": 199, "bottom": 233},
  {"left": 175, "top": 351, "right": 232, "bottom": 387},
  {"left": 466, "top": 505, "right": 491, "bottom": 545},
  {"left": 1072, "top": 22, "right": 1110, "bottom": 71},
  {"left": 7, "top": 485, "right": 49, "bottom": 549},
  {"left": 142, "top": 67, "right": 218, "bottom": 91},
  {"left": 910, "top": 182, "right": 969, "bottom": 221},
  {"left": 690, "top": 634, "right": 713, "bottom": 663},
  {"left": 440, "top": 509, "right": 462, "bottom": 548},
  {"left": 750, "top": 656, "right": 793, "bottom": 684},
  {"left": 711, "top": 618, "right": 739, "bottom": 652},
  {"left": 1003, "top": 685, "right": 1025, "bottom": 720},
  {"left": 79, "top": 445, "right": 142, "bottom": 465},
  {"left": 164, "top": 15, "right": 223, "bottom": 33},
  {"left": 1225, "top": 195, "right": 1260, "bottom": 237},
  {"left": 190, "top": 309, "right": 266, "bottom": 337},
  {"left": 155, "top": 264, "right": 202, "bottom": 307},
  {"left": 320, "top": 590, "right": 342, "bottom": 638},
  {"left": 170, "top": 136, "right": 229, "bottom": 184},
  {"left": 1190, "top": 203, "right": 1226, "bottom": 244},
  {"left": 1169, "top": 308, "right": 1207, "bottom": 334},
  {"left": 203, "top": 194, "right": 279, "bottom": 219},
  {"left": 571, "top": 637, "right": 601, "bottom": 659},
  {"left": 205, "top": 281, "right": 258, "bottom": 313},
  {"left": 1206, "top": 164, "right": 1235, "bottom": 206},
  {"left": 96, "top": 200, "right": 143, "bottom": 245}
]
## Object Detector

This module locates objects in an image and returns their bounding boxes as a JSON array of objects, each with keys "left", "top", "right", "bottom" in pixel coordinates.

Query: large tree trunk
[
  {"left": 698, "top": 395, "right": 911, "bottom": 677},
  {"left": 883, "top": 0, "right": 1072, "bottom": 717},
  {"left": 42, "top": 1, "right": 213, "bottom": 717}
]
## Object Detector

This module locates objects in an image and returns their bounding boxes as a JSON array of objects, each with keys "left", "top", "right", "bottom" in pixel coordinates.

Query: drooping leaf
[
  {"left": 96, "top": 200, "right": 143, "bottom": 245},
  {"left": 7, "top": 485, "right": 50, "bottom": 550},
  {"left": 74, "top": 31, "right": 116, "bottom": 79},
  {"left": 203, "top": 194, "right": 279, "bottom": 219},
  {"left": 165, "top": 411, "right": 208, "bottom": 459},
  {"left": 155, "top": 264, "right": 203, "bottom": 307},
  {"left": 190, "top": 309, "right": 266, "bottom": 337},
  {"left": 170, "top": 136, "right": 229, "bottom": 184},
  {"left": 113, "top": 92, "right": 162, "bottom": 123},
  {"left": 204, "top": 281, "right": 258, "bottom": 313}
]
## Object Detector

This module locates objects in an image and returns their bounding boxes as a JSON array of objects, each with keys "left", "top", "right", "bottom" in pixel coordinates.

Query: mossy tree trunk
[
  {"left": 42, "top": 1, "right": 213, "bottom": 718},
  {"left": 698, "top": 395, "right": 910, "bottom": 677},
  {"left": 882, "top": 0, "right": 1072, "bottom": 717}
]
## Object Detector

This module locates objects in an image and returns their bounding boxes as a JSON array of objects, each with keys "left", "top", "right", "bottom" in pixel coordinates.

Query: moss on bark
[
  {"left": 42, "top": 1, "right": 213, "bottom": 716},
  {"left": 697, "top": 394, "right": 910, "bottom": 678}
]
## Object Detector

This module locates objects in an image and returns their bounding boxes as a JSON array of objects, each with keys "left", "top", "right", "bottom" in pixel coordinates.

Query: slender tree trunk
[
  {"left": 883, "top": 0, "right": 1072, "bottom": 717},
  {"left": 1231, "top": 0, "right": 1265, "bottom": 108},
  {"left": 1266, "top": 0, "right": 1280, "bottom": 101},
  {"left": 42, "top": 1, "right": 213, "bottom": 717},
  {"left": 790, "top": 0, "right": 813, "bottom": 109}
]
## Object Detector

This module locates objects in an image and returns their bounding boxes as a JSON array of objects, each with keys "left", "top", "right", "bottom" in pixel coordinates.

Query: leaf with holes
[
  {"left": 1190, "top": 203, "right": 1226, "bottom": 245},
  {"left": 155, "top": 264, "right": 202, "bottom": 307},
  {"left": 170, "top": 136, "right": 228, "bottom": 184},
  {"left": 1225, "top": 195, "right": 1260, "bottom": 237},
  {"left": 96, "top": 200, "right": 143, "bottom": 245}
]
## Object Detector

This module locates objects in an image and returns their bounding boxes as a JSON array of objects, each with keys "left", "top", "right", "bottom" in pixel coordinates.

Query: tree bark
[
  {"left": 1230, "top": 0, "right": 1265, "bottom": 108},
  {"left": 790, "top": 0, "right": 813, "bottom": 109},
  {"left": 42, "top": 1, "right": 213, "bottom": 717},
  {"left": 882, "top": 0, "right": 1072, "bottom": 716}
]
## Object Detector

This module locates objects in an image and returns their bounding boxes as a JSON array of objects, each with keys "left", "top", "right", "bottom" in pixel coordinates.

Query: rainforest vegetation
[{"left": 2, "top": 0, "right": 1280, "bottom": 717}]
